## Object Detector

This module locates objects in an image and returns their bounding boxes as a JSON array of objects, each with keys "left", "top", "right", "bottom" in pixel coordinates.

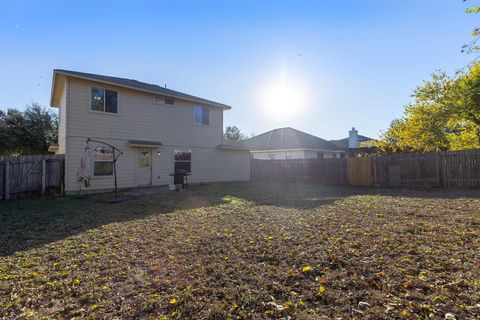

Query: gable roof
[
  {"left": 329, "top": 135, "right": 373, "bottom": 148},
  {"left": 241, "top": 127, "right": 346, "bottom": 151},
  {"left": 51, "top": 69, "right": 231, "bottom": 109}
]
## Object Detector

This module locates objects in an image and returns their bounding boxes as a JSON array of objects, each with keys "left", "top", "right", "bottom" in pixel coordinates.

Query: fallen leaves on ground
[{"left": 0, "top": 181, "right": 479, "bottom": 319}]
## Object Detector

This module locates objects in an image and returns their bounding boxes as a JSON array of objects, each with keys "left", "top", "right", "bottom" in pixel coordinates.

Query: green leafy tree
[
  {"left": 451, "top": 63, "right": 480, "bottom": 142},
  {"left": 0, "top": 103, "right": 58, "bottom": 156},
  {"left": 377, "top": 65, "right": 480, "bottom": 152},
  {"left": 463, "top": 0, "right": 480, "bottom": 54},
  {"left": 223, "top": 125, "right": 247, "bottom": 141}
]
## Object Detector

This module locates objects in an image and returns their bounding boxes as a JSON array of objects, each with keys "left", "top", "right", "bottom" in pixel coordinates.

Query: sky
[{"left": 0, "top": 0, "right": 478, "bottom": 140}]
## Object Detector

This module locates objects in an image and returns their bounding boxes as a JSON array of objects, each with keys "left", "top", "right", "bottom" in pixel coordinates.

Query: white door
[{"left": 137, "top": 148, "right": 152, "bottom": 186}]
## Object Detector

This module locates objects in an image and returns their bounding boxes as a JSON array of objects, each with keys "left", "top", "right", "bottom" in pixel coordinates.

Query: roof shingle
[
  {"left": 54, "top": 69, "right": 231, "bottom": 109},
  {"left": 241, "top": 127, "right": 346, "bottom": 151}
]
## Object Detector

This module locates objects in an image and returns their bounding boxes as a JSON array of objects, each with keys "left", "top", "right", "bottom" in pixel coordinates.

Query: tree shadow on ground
[
  {"left": 193, "top": 180, "right": 480, "bottom": 209},
  {"left": 1, "top": 180, "right": 479, "bottom": 257},
  {"left": 0, "top": 190, "right": 228, "bottom": 257}
]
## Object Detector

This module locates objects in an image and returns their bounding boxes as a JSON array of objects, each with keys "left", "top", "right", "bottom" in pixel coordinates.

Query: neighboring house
[
  {"left": 242, "top": 127, "right": 346, "bottom": 160},
  {"left": 330, "top": 127, "right": 373, "bottom": 149},
  {"left": 50, "top": 69, "right": 250, "bottom": 192}
]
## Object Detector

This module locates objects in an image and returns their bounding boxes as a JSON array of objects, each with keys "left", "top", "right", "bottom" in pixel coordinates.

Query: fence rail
[
  {"left": 1, "top": 154, "right": 64, "bottom": 200},
  {"left": 251, "top": 149, "right": 480, "bottom": 188},
  {"left": 251, "top": 158, "right": 347, "bottom": 185}
]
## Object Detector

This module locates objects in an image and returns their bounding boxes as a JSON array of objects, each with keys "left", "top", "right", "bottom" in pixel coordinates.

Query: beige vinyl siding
[
  {"left": 252, "top": 150, "right": 346, "bottom": 160},
  {"left": 57, "top": 79, "right": 67, "bottom": 154},
  {"left": 62, "top": 77, "right": 249, "bottom": 192},
  {"left": 64, "top": 137, "right": 250, "bottom": 192},
  {"left": 252, "top": 150, "right": 306, "bottom": 160},
  {"left": 304, "top": 150, "right": 345, "bottom": 159},
  {"left": 66, "top": 78, "right": 222, "bottom": 148}
]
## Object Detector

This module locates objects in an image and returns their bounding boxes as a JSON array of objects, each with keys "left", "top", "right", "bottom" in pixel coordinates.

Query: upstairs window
[
  {"left": 93, "top": 146, "right": 113, "bottom": 176},
  {"left": 193, "top": 106, "right": 209, "bottom": 126},
  {"left": 91, "top": 87, "right": 118, "bottom": 113},
  {"left": 154, "top": 96, "right": 175, "bottom": 105}
]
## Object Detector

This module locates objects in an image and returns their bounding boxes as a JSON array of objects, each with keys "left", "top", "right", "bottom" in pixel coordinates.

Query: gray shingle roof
[
  {"left": 54, "top": 69, "right": 231, "bottom": 109},
  {"left": 241, "top": 127, "right": 346, "bottom": 151},
  {"left": 329, "top": 135, "right": 373, "bottom": 148},
  {"left": 216, "top": 141, "right": 251, "bottom": 150}
]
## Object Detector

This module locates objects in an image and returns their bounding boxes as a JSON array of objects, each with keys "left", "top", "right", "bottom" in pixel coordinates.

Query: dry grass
[{"left": 1, "top": 181, "right": 479, "bottom": 319}]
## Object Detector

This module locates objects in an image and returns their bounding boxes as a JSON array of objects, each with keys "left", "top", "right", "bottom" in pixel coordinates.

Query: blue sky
[{"left": 0, "top": 0, "right": 477, "bottom": 140}]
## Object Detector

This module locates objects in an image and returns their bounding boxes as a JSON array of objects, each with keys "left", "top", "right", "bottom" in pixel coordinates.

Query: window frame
[
  {"left": 193, "top": 106, "right": 210, "bottom": 126},
  {"left": 93, "top": 145, "right": 114, "bottom": 177},
  {"left": 153, "top": 95, "right": 175, "bottom": 106},
  {"left": 90, "top": 87, "right": 119, "bottom": 115},
  {"left": 173, "top": 149, "right": 192, "bottom": 174}
]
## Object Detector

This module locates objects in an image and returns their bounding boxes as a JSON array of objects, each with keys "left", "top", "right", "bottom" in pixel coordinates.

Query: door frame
[{"left": 136, "top": 148, "right": 153, "bottom": 186}]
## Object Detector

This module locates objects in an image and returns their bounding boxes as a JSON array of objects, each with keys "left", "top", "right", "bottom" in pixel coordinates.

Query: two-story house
[{"left": 49, "top": 70, "right": 250, "bottom": 192}]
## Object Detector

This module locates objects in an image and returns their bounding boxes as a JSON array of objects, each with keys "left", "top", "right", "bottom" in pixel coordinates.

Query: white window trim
[
  {"left": 92, "top": 145, "right": 114, "bottom": 177},
  {"left": 193, "top": 106, "right": 210, "bottom": 126},
  {"left": 89, "top": 87, "right": 119, "bottom": 116},
  {"left": 173, "top": 149, "right": 192, "bottom": 174},
  {"left": 153, "top": 95, "right": 175, "bottom": 106}
]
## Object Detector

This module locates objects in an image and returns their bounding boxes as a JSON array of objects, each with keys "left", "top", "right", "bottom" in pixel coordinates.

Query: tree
[
  {"left": 377, "top": 65, "right": 480, "bottom": 152},
  {"left": 463, "top": 0, "right": 480, "bottom": 54},
  {"left": 0, "top": 103, "right": 58, "bottom": 156},
  {"left": 223, "top": 126, "right": 247, "bottom": 141},
  {"left": 451, "top": 63, "right": 480, "bottom": 142}
]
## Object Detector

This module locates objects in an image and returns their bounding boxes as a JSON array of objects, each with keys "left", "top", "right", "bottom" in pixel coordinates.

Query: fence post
[
  {"left": 61, "top": 158, "right": 65, "bottom": 195},
  {"left": 5, "top": 161, "right": 9, "bottom": 200},
  {"left": 41, "top": 158, "right": 46, "bottom": 196},
  {"left": 438, "top": 153, "right": 444, "bottom": 187}
]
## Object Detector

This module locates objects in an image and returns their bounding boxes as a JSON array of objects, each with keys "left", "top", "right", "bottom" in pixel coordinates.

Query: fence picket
[
  {"left": 0, "top": 154, "right": 64, "bottom": 200},
  {"left": 251, "top": 149, "right": 480, "bottom": 188}
]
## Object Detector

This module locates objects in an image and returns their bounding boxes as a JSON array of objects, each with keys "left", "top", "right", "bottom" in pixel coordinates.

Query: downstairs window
[
  {"left": 174, "top": 150, "right": 191, "bottom": 173},
  {"left": 94, "top": 146, "right": 114, "bottom": 176}
]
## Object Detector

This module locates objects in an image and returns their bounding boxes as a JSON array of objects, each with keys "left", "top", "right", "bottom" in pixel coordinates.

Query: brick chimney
[{"left": 348, "top": 127, "right": 358, "bottom": 149}]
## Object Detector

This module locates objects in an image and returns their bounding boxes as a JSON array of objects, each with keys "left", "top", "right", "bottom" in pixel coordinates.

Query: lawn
[{"left": 1, "top": 181, "right": 479, "bottom": 319}]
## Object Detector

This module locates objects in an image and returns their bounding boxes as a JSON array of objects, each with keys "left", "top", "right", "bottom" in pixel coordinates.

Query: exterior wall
[
  {"left": 304, "top": 150, "right": 344, "bottom": 159},
  {"left": 303, "top": 151, "right": 318, "bottom": 159},
  {"left": 252, "top": 150, "right": 306, "bottom": 160},
  {"left": 57, "top": 79, "right": 67, "bottom": 154},
  {"left": 65, "top": 137, "right": 250, "bottom": 191},
  {"left": 62, "top": 77, "right": 249, "bottom": 192},
  {"left": 66, "top": 78, "right": 223, "bottom": 147},
  {"left": 252, "top": 150, "right": 346, "bottom": 160}
]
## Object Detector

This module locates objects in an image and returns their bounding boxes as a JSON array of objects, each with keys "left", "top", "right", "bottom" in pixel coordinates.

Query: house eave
[
  {"left": 50, "top": 73, "right": 67, "bottom": 108},
  {"left": 250, "top": 148, "right": 346, "bottom": 153},
  {"left": 52, "top": 70, "right": 232, "bottom": 110},
  {"left": 48, "top": 145, "right": 59, "bottom": 153},
  {"left": 216, "top": 144, "right": 251, "bottom": 151},
  {"left": 128, "top": 140, "right": 163, "bottom": 148}
]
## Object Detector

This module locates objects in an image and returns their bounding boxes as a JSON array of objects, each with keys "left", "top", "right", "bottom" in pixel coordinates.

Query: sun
[{"left": 260, "top": 71, "right": 310, "bottom": 120}]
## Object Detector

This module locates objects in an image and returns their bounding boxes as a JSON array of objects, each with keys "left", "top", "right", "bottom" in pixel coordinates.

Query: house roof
[
  {"left": 51, "top": 69, "right": 231, "bottom": 110},
  {"left": 241, "top": 127, "right": 346, "bottom": 151},
  {"left": 216, "top": 141, "right": 251, "bottom": 151},
  {"left": 329, "top": 135, "right": 373, "bottom": 149}
]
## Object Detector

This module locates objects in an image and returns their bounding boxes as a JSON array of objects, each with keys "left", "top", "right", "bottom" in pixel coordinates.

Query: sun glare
[{"left": 260, "top": 71, "right": 310, "bottom": 120}]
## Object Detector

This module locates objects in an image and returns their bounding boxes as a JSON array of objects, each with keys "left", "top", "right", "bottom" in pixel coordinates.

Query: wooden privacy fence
[
  {"left": 0, "top": 154, "right": 64, "bottom": 200},
  {"left": 251, "top": 149, "right": 480, "bottom": 188},
  {"left": 371, "top": 150, "right": 480, "bottom": 188},
  {"left": 251, "top": 158, "right": 347, "bottom": 184}
]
